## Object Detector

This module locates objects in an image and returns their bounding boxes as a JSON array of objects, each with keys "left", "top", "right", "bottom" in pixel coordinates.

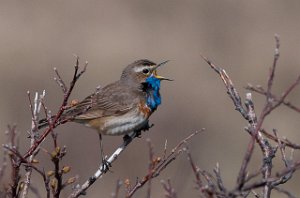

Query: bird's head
[{"left": 120, "top": 59, "right": 172, "bottom": 86}]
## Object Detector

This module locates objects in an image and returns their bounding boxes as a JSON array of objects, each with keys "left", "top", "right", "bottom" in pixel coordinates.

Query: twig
[
  {"left": 260, "top": 129, "right": 300, "bottom": 149},
  {"left": 200, "top": 54, "right": 249, "bottom": 120},
  {"left": 184, "top": 145, "right": 202, "bottom": 192},
  {"left": 69, "top": 129, "right": 203, "bottom": 198},
  {"left": 111, "top": 179, "right": 122, "bottom": 198},
  {"left": 5, "top": 125, "right": 21, "bottom": 198},
  {"left": 4, "top": 143, "right": 51, "bottom": 198},
  {"left": 125, "top": 130, "right": 203, "bottom": 198},
  {"left": 273, "top": 186, "right": 297, "bottom": 198},
  {"left": 161, "top": 179, "right": 177, "bottom": 198},
  {"left": 146, "top": 139, "right": 154, "bottom": 198},
  {"left": 213, "top": 163, "right": 226, "bottom": 193},
  {"left": 0, "top": 132, "right": 9, "bottom": 183},
  {"left": 251, "top": 190, "right": 260, "bottom": 198},
  {"left": 246, "top": 85, "right": 300, "bottom": 114},
  {"left": 54, "top": 67, "right": 67, "bottom": 93},
  {"left": 23, "top": 57, "right": 87, "bottom": 159},
  {"left": 21, "top": 91, "right": 45, "bottom": 198},
  {"left": 52, "top": 147, "right": 64, "bottom": 198},
  {"left": 273, "top": 129, "right": 289, "bottom": 167},
  {"left": 163, "top": 140, "right": 167, "bottom": 161},
  {"left": 201, "top": 54, "right": 269, "bottom": 191},
  {"left": 266, "top": 34, "right": 280, "bottom": 99}
]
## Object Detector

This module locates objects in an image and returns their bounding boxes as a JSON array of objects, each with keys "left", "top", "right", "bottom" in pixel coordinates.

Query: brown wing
[{"left": 64, "top": 81, "right": 139, "bottom": 120}]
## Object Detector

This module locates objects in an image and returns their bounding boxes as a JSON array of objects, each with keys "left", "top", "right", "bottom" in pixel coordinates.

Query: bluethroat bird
[{"left": 38, "top": 59, "right": 171, "bottom": 167}]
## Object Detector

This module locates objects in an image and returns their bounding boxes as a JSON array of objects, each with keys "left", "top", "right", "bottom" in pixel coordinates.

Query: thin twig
[
  {"left": 5, "top": 125, "right": 21, "bottom": 198},
  {"left": 266, "top": 34, "right": 280, "bottom": 99},
  {"left": 273, "top": 129, "right": 289, "bottom": 167},
  {"left": 111, "top": 179, "right": 122, "bottom": 198},
  {"left": 260, "top": 128, "right": 300, "bottom": 149},
  {"left": 213, "top": 163, "right": 226, "bottom": 193},
  {"left": 24, "top": 57, "right": 87, "bottom": 159},
  {"left": 146, "top": 139, "right": 154, "bottom": 198},
  {"left": 21, "top": 91, "right": 45, "bottom": 198},
  {"left": 161, "top": 179, "right": 177, "bottom": 198},
  {"left": 54, "top": 67, "right": 67, "bottom": 93},
  {"left": 125, "top": 130, "right": 203, "bottom": 198},
  {"left": 246, "top": 85, "right": 300, "bottom": 114},
  {"left": 184, "top": 145, "right": 202, "bottom": 191},
  {"left": 273, "top": 186, "right": 297, "bottom": 198}
]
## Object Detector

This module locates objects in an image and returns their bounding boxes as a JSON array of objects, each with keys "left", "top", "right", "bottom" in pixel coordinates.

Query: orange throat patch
[{"left": 138, "top": 102, "right": 152, "bottom": 118}]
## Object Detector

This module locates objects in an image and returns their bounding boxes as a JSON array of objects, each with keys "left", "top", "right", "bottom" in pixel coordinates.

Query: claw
[
  {"left": 101, "top": 157, "right": 111, "bottom": 173},
  {"left": 141, "top": 122, "right": 154, "bottom": 132}
]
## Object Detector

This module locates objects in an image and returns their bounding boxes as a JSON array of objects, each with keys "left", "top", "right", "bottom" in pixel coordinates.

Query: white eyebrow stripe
[{"left": 133, "top": 66, "right": 154, "bottom": 73}]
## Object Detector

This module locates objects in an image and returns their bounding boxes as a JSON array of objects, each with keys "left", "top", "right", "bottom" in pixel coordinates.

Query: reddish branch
[
  {"left": 23, "top": 57, "right": 87, "bottom": 159},
  {"left": 2, "top": 57, "right": 86, "bottom": 198},
  {"left": 3, "top": 132, "right": 51, "bottom": 198}
]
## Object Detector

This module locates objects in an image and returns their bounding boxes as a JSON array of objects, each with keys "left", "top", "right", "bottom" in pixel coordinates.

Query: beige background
[{"left": 1, "top": 1, "right": 300, "bottom": 197}]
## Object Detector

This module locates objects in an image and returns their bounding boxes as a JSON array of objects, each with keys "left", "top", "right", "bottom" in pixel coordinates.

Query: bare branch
[
  {"left": 24, "top": 57, "right": 87, "bottom": 159},
  {"left": 202, "top": 35, "right": 300, "bottom": 198},
  {"left": 246, "top": 85, "right": 300, "bottom": 114},
  {"left": 21, "top": 91, "right": 45, "bottom": 198},
  {"left": 266, "top": 34, "right": 280, "bottom": 99},
  {"left": 124, "top": 130, "right": 203, "bottom": 198},
  {"left": 111, "top": 179, "right": 122, "bottom": 198},
  {"left": 274, "top": 187, "right": 297, "bottom": 198},
  {"left": 213, "top": 163, "right": 226, "bottom": 193},
  {"left": 184, "top": 145, "right": 202, "bottom": 192},
  {"left": 200, "top": 54, "right": 249, "bottom": 120},
  {"left": 146, "top": 139, "right": 154, "bottom": 198},
  {"left": 161, "top": 179, "right": 177, "bottom": 198},
  {"left": 260, "top": 129, "right": 300, "bottom": 150},
  {"left": 54, "top": 67, "right": 67, "bottom": 93}
]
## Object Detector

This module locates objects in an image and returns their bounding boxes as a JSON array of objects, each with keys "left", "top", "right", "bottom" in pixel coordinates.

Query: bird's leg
[
  {"left": 137, "top": 121, "right": 154, "bottom": 137},
  {"left": 122, "top": 134, "right": 131, "bottom": 142},
  {"left": 98, "top": 133, "right": 111, "bottom": 172},
  {"left": 122, "top": 122, "right": 155, "bottom": 142}
]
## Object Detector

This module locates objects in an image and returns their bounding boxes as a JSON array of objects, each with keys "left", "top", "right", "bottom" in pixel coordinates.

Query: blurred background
[{"left": 1, "top": 0, "right": 300, "bottom": 197}]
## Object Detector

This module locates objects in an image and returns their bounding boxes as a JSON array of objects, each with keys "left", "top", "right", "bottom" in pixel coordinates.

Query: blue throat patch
[{"left": 145, "top": 75, "right": 161, "bottom": 110}]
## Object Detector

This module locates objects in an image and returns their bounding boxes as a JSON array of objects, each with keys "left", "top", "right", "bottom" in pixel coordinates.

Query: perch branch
[{"left": 69, "top": 131, "right": 138, "bottom": 197}]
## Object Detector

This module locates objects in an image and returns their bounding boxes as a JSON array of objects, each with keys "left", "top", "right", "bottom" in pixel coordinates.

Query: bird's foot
[
  {"left": 134, "top": 130, "right": 142, "bottom": 138},
  {"left": 100, "top": 157, "right": 111, "bottom": 173},
  {"left": 123, "top": 134, "right": 131, "bottom": 142},
  {"left": 141, "top": 122, "right": 154, "bottom": 132},
  {"left": 122, "top": 122, "right": 155, "bottom": 143}
]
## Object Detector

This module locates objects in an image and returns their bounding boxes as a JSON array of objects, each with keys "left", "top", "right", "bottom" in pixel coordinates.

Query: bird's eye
[{"left": 142, "top": 68, "right": 150, "bottom": 75}]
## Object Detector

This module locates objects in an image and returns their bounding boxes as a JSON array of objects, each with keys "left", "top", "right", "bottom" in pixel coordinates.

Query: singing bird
[{"left": 38, "top": 59, "right": 171, "bottom": 165}]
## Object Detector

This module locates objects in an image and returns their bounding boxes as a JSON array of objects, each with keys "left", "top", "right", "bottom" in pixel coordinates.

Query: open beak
[{"left": 153, "top": 60, "right": 173, "bottom": 81}]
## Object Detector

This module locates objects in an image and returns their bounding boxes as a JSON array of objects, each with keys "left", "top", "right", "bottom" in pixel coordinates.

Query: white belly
[{"left": 103, "top": 109, "right": 147, "bottom": 136}]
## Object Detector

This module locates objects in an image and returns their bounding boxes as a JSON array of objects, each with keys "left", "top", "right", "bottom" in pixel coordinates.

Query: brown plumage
[{"left": 38, "top": 59, "right": 170, "bottom": 136}]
